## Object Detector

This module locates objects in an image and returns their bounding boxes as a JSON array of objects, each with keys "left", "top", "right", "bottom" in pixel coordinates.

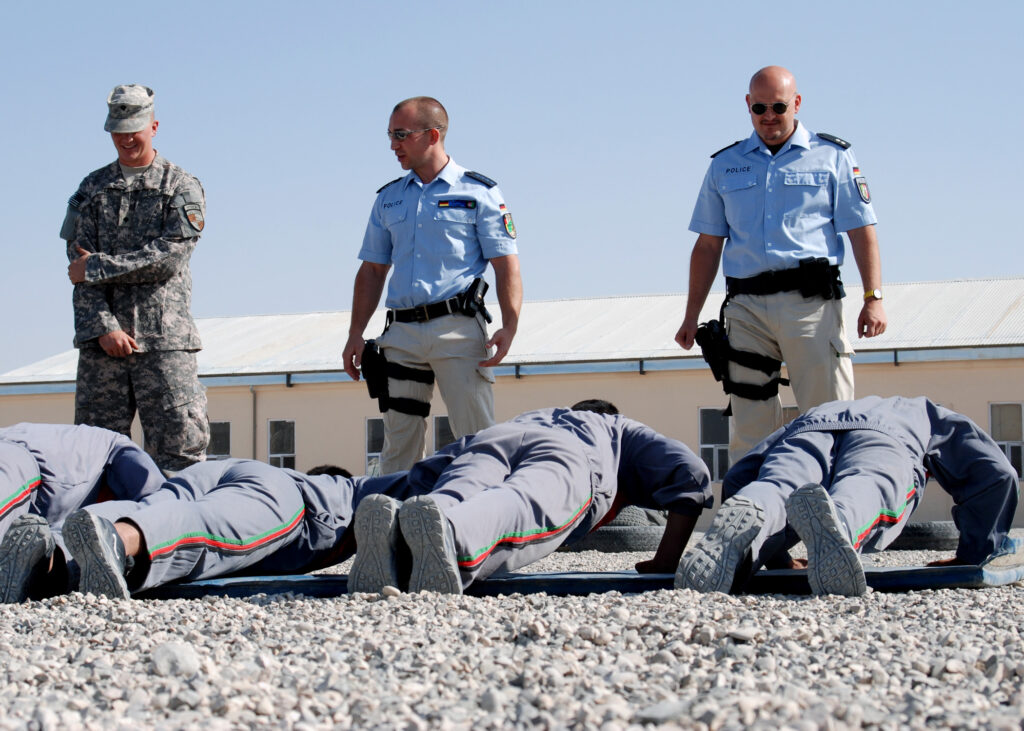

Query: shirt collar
[
  {"left": 436, "top": 158, "right": 464, "bottom": 186},
  {"left": 109, "top": 153, "right": 166, "bottom": 189},
  {"left": 405, "top": 158, "right": 464, "bottom": 188},
  {"left": 742, "top": 121, "right": 811, "bottom": 156}
]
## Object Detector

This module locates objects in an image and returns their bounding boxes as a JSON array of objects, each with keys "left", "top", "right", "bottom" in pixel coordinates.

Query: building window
[
  {"left": 268, "top": 420, "right": 295, "bottom": 469},
  {"left": 366, "top": 418, "right": 385, "bottom": 475},
  {"left": 434, "top": 416, "right": 456, "bottom": 452},
  {"left": 991, "top": 403, "right": 1023, "bottom": 477},
  {"left": 699, "top": 407, "right": 730, "bottom": 481},
  {"left": 207, "top": 421, "right": 231, "bottom": 460}
]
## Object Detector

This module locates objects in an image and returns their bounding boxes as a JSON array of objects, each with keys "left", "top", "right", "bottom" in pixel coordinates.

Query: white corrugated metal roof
[{"left": 3, "top": 277, "right": 1023, "bottom": 385}]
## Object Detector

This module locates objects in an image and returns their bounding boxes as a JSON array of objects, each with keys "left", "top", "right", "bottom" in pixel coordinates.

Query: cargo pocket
[
  {"left": 830, "top": 309, "right": 855, "bottom": 359},
  {"left": 474, "top": 314, "right": 496, "bottom": 383},
  {"left": 831, "top": 329, "right": 853, "bottom": 356},
  {"left": 159, "top": 384, "right": 210, "bottom": 462}
]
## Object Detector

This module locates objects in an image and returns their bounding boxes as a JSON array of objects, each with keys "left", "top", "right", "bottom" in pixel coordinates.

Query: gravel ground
[{"left": 1, "top": 532, "right": 1023, "bottom": 730}]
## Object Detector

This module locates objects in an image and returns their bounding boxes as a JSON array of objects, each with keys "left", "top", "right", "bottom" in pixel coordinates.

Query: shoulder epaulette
[
  {"left": 67, "top": 190, "right": 85, "bottom": 210},
  {"left": 816, "top": 132, "right": 851, "bottom": 149},
  {"left": 465, "top": 170, "right": 497, "bottom": 188},
  {"left": 376, "top": 177, "right": 403, "bottom": 194},
  {"left": 711, "top": 141, "right": 742, "bottom": 158}
]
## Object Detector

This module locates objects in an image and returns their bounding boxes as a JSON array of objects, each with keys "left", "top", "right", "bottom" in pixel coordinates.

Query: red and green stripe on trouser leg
[
  {"left": 423, "top": 424, "right": 604, "bottom": 587},
  {"left": 81, "top": 461, "right": 308, "bottom": 591},
  {"left": 0, "top": 441, "right": 42, "bottom": 534}
]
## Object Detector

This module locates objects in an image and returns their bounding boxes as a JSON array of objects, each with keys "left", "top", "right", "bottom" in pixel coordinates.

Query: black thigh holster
[
  {"left": 695, "top": 303, "right": 790, "bottom": 402},
  {"left": 360, "top": 340, "right": 435, "bottom": 417}
]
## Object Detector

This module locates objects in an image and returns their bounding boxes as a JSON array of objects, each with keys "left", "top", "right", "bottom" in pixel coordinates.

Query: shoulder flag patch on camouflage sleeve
[
  {"left": 173, "top": 191, "right": 205, "bottom": 234},
  {"left": 183, "top": 203, "right": 205, "bottom": 232}
]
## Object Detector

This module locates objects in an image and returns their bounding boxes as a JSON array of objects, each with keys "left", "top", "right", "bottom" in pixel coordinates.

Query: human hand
[
  {"left": 98, "top": 330, "right": 138, "bottom": 358},
  {"left": 857, "top": 300, "right": 887, "bottom": 338},
  {"left": 342, "top": 334, "right": 365, "bottom": 380},
  {"left": 480, "top": 327, "right": 514, "bottom": 367},
  {"left": 674, "top": 318, "right": 698, "bottom": 350},
  {"left": 68, "top": 245, "right": 92, "bottom": 284}
]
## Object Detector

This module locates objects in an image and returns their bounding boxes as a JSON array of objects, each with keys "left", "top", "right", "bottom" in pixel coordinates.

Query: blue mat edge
[
  {"left": 137, "top": 563, "right": 1024, "bottom": 601},
  {"left": 138, "top": 537, "right": 1024, "bottom": 600}
]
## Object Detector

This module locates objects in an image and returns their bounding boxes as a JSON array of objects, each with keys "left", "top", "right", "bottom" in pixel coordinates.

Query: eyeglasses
[
  {"left": 750, "top": 98, "right": 795, "bottom": 116},
  {"left": 386, "top": 127, "right": 437, "bottom": 141}
]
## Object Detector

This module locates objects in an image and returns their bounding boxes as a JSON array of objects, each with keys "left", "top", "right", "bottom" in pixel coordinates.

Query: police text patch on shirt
[{"left": 438, "top": 199, "right": 476, "bottom": 209}]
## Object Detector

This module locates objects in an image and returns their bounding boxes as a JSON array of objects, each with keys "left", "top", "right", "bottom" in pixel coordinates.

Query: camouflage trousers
[{"left": 75, "top": 346, "right": 209, "bottom": 472}]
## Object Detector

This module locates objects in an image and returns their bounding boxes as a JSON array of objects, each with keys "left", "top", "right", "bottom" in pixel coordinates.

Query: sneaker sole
[
  {"left": 400, "top": 498, "right": 462, "bottom": 595},
  {"left": 675, "top": 497, "right": 764, "bottom": 593},
  {"left": 63, "top": 512, "right": 130, "bottom": 599},
  {"left": 348, "top": 494, "right": 400, "bottom": 594},
  {"left": 0, "top": 515, "right": 53, "bottom": 603},
  {"left": 786, "top": 484, "right": 866, "bottom": 597}
]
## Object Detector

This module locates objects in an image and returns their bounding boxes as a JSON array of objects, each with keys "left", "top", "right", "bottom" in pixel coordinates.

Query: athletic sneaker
[
  {"left": 0, "top": 514, "right": 55, "bottom": 603},
  {"left": 399, "top": 496, "right": 462, "bottom": 595},
  {"left": 786, "top": 483, "right": 867, "bottom": 597},
  {"left": 348, "top": 494, "right": 401, "bottom": 594},
  {"left": 63, "top": 510, "right": 131, "bottom": 599},
  {"left": 675, "top": 497, "right": 765, "bottom": 593}
]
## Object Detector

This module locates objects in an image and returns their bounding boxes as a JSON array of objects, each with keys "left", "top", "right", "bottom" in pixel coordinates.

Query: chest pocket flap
[
  {"left": 381, "top": 205, "right": 407, "bottom": 227},
  {"left": 718, "top": 175, "right": 758, "bottom": 194},
  {"left": 784, "top": 171, "right": 829, "bottom": 186}
]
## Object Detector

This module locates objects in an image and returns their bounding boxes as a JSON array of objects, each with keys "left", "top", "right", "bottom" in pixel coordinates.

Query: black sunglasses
[{"left": 750, "top": 99, "right": 794, "bottom": 116}]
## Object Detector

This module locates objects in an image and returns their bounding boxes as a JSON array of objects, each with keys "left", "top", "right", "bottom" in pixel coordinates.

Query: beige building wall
[
  {"left": 2, "top": 355, "right": 1021, "bottom": 528},
  {"left": 0, "top": 392, "right": 74, "bottom": 425}
]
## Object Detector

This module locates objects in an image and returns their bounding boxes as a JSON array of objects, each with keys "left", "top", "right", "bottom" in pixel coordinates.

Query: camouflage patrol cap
[{"left": 103, "top": 84, "right": 155, "bottom": 133}]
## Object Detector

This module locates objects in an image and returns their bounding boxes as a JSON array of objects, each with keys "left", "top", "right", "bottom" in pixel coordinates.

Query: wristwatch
[{"left": 863, "top": 288, "right": 883, "bottom": 302}]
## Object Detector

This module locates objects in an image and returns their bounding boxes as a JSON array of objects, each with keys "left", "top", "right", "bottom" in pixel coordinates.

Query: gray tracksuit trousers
[
  {"left": 85, "top": 459, "right": 431, "bottom": 591},
  {"left": 722, "top": 395, "right": 1019, "bottom": 567}
]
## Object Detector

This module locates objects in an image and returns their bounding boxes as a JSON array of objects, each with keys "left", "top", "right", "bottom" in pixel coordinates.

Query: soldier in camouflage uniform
[{"left": 61, "top": 84, "right": 209, "bottom": 472}]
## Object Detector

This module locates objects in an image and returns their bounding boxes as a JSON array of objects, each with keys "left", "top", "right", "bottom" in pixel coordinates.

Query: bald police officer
[
  {"left": 61, "top": 85, "right": 209, "bottom": 472},
  {"left": 342, "top": 96, "right": 522, "bottom": 474},
  {"left": 675, "top": 66, "right": 887, "bottom": 462}
]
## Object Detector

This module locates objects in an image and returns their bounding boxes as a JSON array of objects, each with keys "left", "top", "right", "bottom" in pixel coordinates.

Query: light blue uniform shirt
[
  {"left": 689, "top": 122, "right": 877, "bottom": 279},
  {"left": 359, "top": 160, "right": 519, "bottom": 309}
]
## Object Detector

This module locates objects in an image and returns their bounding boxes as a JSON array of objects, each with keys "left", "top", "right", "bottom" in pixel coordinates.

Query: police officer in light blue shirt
[
  {"left": 359, "top": 159, "right": 517, "bottom": 310},
  {"left": 343, "top": 96, "right": 523, "bottom": 474},
  {"left": 690, "top": 123, "right": 877, "bottom": 280},
  {"left": 675, "top": 66, "right": 888, "bottom": 462}
]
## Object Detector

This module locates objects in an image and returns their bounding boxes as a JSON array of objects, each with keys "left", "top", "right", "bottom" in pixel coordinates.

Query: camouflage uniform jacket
[{"left": 61, "top": 154, "right": 204, "bottom": 351}]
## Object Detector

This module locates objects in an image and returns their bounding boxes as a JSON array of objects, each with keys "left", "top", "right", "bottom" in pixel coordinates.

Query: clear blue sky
[{"left": 2, "top": 1, "right": 1021, "bottom": 374}]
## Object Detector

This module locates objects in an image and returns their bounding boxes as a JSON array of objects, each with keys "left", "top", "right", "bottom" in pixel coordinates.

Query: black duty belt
[
  {"left": 726, "top": 264, "right": 841, "bottom": 297},
  {"left": 390, "top": 296, "right": 462, "bottom": 323}
]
